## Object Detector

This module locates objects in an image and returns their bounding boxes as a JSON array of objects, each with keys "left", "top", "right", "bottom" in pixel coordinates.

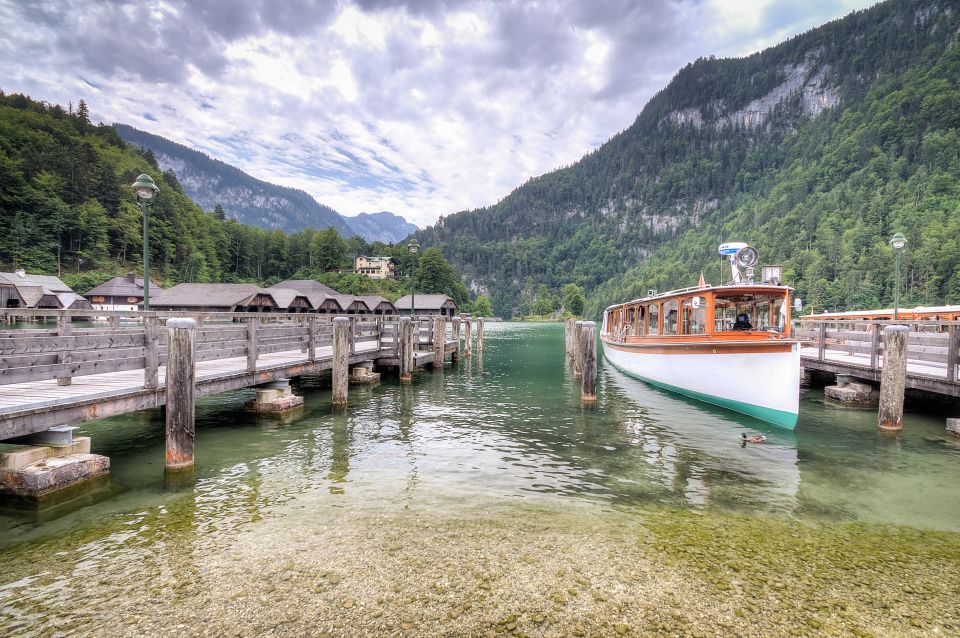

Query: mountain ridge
[
  {"left": 416, "top": 0, "right": 960, "bottom": 317},
  {"left": 114, "top": 124, "right": 417, "bottom": 243}
]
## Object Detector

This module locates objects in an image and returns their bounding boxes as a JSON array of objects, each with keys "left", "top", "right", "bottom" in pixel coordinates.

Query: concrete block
[
  {"left": 0, "top": 452, "right": 109, "bottom": 498},
  {"left": 349, "top": 367, "right": 381, "bottom": 385},
  {"left": 947, "top": 418, "right": 960, "bottom": 437},
  {"left": 0, "top": 437, "right": 91, "bottom": 471},
  {"left": 246, "top": 394, "right": 304, "bottom": 413},
  {"left": 824, "top": 384, "right": 879, "bottom": 405}
]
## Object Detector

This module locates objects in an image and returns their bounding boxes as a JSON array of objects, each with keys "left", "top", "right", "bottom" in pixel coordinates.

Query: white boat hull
[{"left": 601, "top": 341, "right": 800, "bottom": 428}]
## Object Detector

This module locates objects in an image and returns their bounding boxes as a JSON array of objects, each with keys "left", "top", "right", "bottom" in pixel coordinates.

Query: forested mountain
[
  {"left": 0, "top": 93, "right": 470, "bottom": 305},
  {"left": 343, "top": 211, "right": 418, "bottom": 244},
  {"left": 114, "top": 124, "right": 355, "bottom": 236},
  {"left": 417, "top": 0, "right": 960, "bottom": 318}
]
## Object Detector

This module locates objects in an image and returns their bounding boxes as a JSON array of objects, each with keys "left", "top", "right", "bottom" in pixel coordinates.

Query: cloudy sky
[{"left": 1, "top": 0, "right": 876, "bottom": 227}]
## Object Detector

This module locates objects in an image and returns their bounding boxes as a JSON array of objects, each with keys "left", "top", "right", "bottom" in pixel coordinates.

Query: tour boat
[{"left": 600, "top": 243, "right": 801, "bottom": 429}]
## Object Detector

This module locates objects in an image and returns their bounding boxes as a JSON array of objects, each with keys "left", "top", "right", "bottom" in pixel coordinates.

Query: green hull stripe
[{"left": 606, "top": 358, "right": 798, "bottom": 430}]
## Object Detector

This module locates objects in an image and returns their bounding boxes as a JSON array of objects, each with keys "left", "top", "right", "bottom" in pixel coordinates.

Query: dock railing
[
  {"left": 796, "top": 319, "right": 960, "bottom": 383},
  {"left": 0, "top": 309, "right": 412, "bottom": 389}
]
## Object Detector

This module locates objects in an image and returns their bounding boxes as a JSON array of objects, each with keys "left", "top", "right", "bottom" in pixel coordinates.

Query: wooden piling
[
  {"left": 399, "top": 317, "right": 414, "bottom": 384},
  {"left": 307, "top": 315, "right": 317, "bottom": 361},
  {"left": 579, "top": 320, "right": 597, "bottom": 403},
  {"left": 56, "top": 315, "right": 72, "bottom": 386},
  {"left": 144, "top": 315, "right": 159, "bottom": 389},
  {"left": 165, "top": 318, "right": 196, "bottom": 471},
  {"left": 573, "top": 321, "right": 583, "bottom": 378},
  {"left": 478, "top": 317, "right": 485, "bottom": 352},
  {"left": 433, "top": 317, "right": 446, "bottom": 369},
  {"left": 451, "top": 316, "right": 461, "bottom": 363},
  {"left": 108, "top": 315, "right": 120, "bottom": 329},
  {"left": 878, "top": 325, "right": 909, "bottom": 432},
  {"left": 246, "top": 316, "right": 259, "bottom": 373},
  {"left": 464, "top": 317, "right": 473, "bottom": 357},
  {"left": 332, "top": 317, "right": 350, "bottom": 407}
]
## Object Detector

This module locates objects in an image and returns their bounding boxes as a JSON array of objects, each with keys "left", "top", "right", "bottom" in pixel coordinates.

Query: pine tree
[{"left": 76, "top": 99, "right": 89, "bottom": 124}]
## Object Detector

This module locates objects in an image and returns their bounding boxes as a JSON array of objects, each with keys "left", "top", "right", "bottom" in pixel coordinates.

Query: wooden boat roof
[{"left": 605, "top": 283, "right": 793, "bottom": 312}]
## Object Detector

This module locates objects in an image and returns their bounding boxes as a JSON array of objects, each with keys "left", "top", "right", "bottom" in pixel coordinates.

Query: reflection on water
[
  {"left": 2, "top": 322, "right": 960, "bottom": 541},
  {"left": 2, "top": 322, "right": 960, "bottom": 636}
]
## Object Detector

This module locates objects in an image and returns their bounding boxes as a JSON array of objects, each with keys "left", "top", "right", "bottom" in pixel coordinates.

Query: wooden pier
[
  {"left": 0, "top": 309, "right": 463, "bottom": 442},
  {"left": 796, "top": 319, "right": 960, "bottom": 397}
]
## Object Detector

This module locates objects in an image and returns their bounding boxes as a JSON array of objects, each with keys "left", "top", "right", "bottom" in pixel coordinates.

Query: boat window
[
  {"left": 625, "top": 306, "right": 635, "bottom": 335},
  {"left": 755, "top": 300, "right": 772, "bottom": 330},
  {"left": 647, "top": 303, "right": 659, "bottom": 336},
  {"left": 682, "top": 298, "right": 706, "bottom": 335},
  {"left": 663, "top": 300, "right": 679, "bottom": 335},
  {"left": 635, "top": 305, "right": 645, "bottom": 336}
]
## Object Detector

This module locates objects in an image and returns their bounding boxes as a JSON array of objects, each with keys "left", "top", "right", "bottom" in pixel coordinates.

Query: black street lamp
[
  {"left": 132, "top": 174, "right": 159, "bottom": 310},
  {"left": 408, "top": 238, "right": 419, "bottom": 317},
  {"left": 890, "top": 232, "right": 907, "bottom": 320}
]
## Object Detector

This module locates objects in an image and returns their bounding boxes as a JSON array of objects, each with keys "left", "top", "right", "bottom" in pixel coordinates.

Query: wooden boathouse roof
[
  {"left": 149, "top": 283, "right": 277, "bottom": 311},
  {"left": 84, "top": 273, "right": 161, "bottom": 298},
  {"left": 394, "top": 294, "right": 457, "bottom": 311}
]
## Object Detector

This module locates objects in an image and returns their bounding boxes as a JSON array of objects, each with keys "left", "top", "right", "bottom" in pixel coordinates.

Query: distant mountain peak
[
  {"left": 114, "top": 123, "right": 355, "bottom": 236},
  {"left": 343, "top": 211, "right": 418, "bottom": 244}
]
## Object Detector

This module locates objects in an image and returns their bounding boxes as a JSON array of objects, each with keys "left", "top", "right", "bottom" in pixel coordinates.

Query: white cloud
[{"left": 0, "top": 0, "right": 877, "bottom": 228}]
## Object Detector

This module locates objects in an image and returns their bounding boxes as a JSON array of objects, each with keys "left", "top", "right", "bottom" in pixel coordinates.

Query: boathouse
[
  {"left": 271, "top": 280, "right": 346, "bottom": 313},
  {"left": 148, "top": 283, "right": 277, "bottom": 312},
  {"left": 267, "top": 282, "right": 341, "bottom": 314},
  {"left": 334, "top": 295, "right": 372, "bottom": 314},
  {"left": 0, "top": 271, "right": 80, "bottom": 309},
  {"left": 357, "top": 295, "right": 396, "bottom": 314},
  {"left": 394, "top": 294, "right": 458, "bottom": 317},
  {"left": 265, "top": 287, "right": 313, "bottom": 313},
  {"left": 85, "top": 273, "right": 161, "bottom": 311}
]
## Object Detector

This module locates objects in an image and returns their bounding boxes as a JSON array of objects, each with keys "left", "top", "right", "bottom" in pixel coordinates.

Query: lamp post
[
  {"left": 132, "top": 174, "right": 159, "bottom": 310},
  {"left": 889, "top": 232, "right": 907, "bottom": 320},
  {"left": 408, "top": 239, "right": 419, "bottom": 317}
]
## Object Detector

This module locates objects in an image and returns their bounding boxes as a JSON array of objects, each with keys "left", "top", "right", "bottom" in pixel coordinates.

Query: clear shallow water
[
  {"left": 2, "top": 322, "right": 960, "bottom": 637},
  {"left": 2, "top": 321, "right": 959, "bottom": 546}
]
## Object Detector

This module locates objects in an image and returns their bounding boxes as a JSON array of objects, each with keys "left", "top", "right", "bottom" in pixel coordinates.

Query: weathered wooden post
[
  {"left": 869, "top": 323, "right": 881, "bottom": 370},
  {"left": 947, "top": 324, "right": 959, "bottom": 383},
  {"left": 878, "top": 325, "right": 909, "bottom": 432},
  {"left": 56, "top": 314, "right": 72, "bottom": 386},
  {"left": 247, "top": 316, "right": 259, "bottom": 373},
  {"left": 433, "top": 317, "right": 446, "bottom": 369},
  {"left": 108, "top": 315, "right": 120, "bottom": 329},
  {"left": 451, "top": 316, "right": 461, "bottom": 363},
  {"left": 464, "top": 317, "right": 473, "bottom": 357},
  {"left": 165, "top": 318, "right": 196, "bottom": 471},
  {"left": 573, "top": 321, "right": 583, "bottom": 378},
  {"left": 478, "top": 317, "right": 485, "bottom": 352},
  {"left": 565, "top": 319, "right": 573, "bottom": 359},
  {"left": 144, "top": 315, "right": 159, "bottom": 389},
  {"left": 399, "top": 317, "right": 414, "bottom": 384},
  {"left": 332, "top": 317, "right": 350, "bottom": 407},
  {"left": 580, "top": 320, "right": 597, "bottom": 404},
  {"left": 817, "top": 322, "right": 827, "bottom": 361},
  {"left": 307, "top": 315, "right": 317, "bottom": 361},
  {"left": 349, "top": 316, "right": 357, "bottom": 355}
]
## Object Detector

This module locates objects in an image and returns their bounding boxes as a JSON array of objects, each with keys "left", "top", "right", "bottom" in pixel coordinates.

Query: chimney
[
  {"left": 126, "top": 272, "right": 136, "bottom": 283},
  {"left": 15, "top": 269, "right": 25, "bottom": 278}
]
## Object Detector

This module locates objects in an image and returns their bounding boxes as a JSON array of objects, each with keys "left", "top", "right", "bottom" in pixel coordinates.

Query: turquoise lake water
[{"left": 1, "top": 322, "right": 958, "bottom": 636}]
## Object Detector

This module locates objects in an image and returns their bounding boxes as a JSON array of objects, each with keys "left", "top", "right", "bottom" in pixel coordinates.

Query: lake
[{"left": 1, "top": 322, "right": 958, "bottom": 636}]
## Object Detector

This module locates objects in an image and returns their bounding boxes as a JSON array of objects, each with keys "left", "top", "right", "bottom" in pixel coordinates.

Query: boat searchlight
[{"left": 718, "top": 242, "right": 760, "bottom": 283}]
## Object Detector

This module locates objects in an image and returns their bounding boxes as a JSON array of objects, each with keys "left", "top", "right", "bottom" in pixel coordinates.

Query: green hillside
[
  {"left": 417, "top": 0, "right": 960, "bottom": 317},
  {"left": 0, "top": 93, "right": 468, "bottom": 305}
]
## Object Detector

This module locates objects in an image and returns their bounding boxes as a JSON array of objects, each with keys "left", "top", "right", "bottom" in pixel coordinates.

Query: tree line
[{"left": 0, "top": 92, "right": 484, "bottom": 311}]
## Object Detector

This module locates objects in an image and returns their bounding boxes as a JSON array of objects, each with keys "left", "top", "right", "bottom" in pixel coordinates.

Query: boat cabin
[{"left": 603, "top": 285, "right": 794, "bottom": 342}]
